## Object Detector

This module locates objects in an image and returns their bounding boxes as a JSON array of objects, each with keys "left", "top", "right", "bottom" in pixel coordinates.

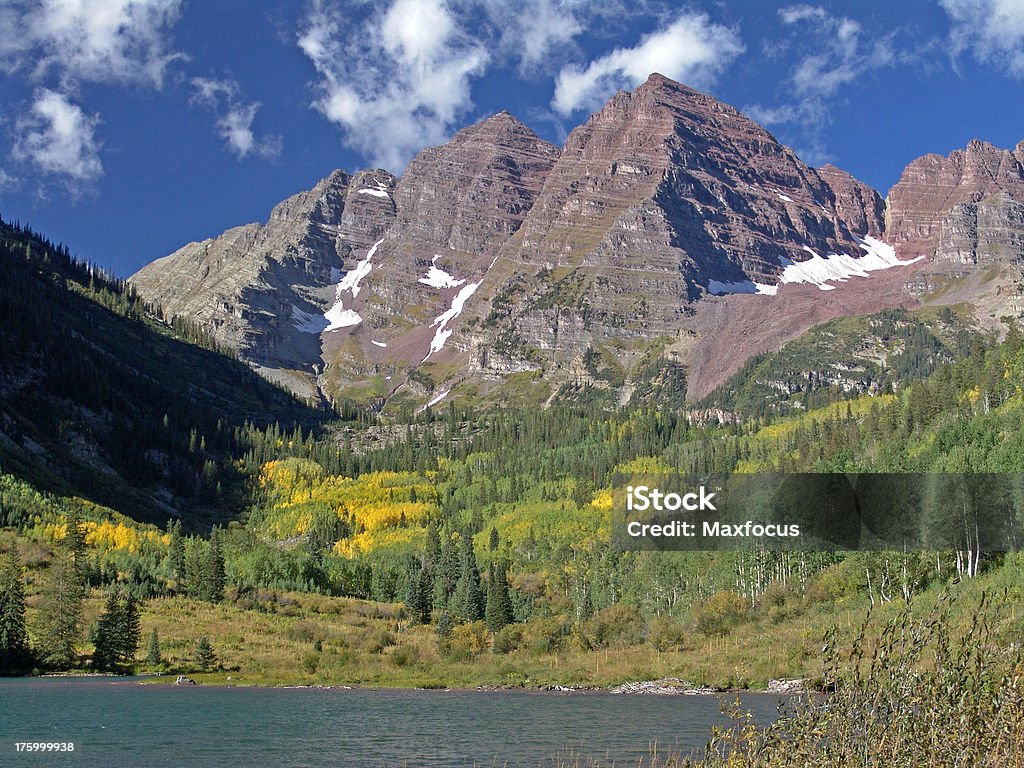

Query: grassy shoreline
[{"left": 76, "top": 583, "right": 982, "bottom": 692}]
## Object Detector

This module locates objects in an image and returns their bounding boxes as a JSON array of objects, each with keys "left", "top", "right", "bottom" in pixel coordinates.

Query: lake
[{"left": 0, "top": 678, "right": 785, "bottom": 767}]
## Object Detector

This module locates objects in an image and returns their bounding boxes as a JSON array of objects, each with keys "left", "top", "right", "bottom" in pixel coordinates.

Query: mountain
[
  {"left": 131, "top": 169, "right": 398, "bottom": 402},
  {"left": 0, "top": 218, "right": 323, "bottom": 526},
  {"left": 130, "top": 74, "right": 1024, "bottom": 411},
  {"left": 885, "top": 139, "right": 1024, "bottom": 331}
]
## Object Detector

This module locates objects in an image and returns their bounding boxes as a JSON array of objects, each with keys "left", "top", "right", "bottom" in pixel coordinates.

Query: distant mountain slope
[
  {"left": 129, "top": 74, "right": 1024, "bottom": 412},
  {"left": 699, "top": 307, "right": 979, "bottom": 417},
  {"left": 0, "top": 217, "right": 324, "bottom": 527}
]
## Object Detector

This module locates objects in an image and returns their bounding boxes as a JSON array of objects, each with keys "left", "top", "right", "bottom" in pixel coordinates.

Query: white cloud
[
  {"left": 778, "top": 5, "right": 828, "bottom": 25},
  {"left": 469, "top": 0, "right": 585, "bottom": 74},
  {"left": 299, "top": 0, "right": 488, "bottom": 170},
  {"left": 744, "top": 6, "right": 904, "bottom": 164},
  {"left": 0, "top": 0, "right": 184, "bottom": 88},
  {"left": 550, "top": 13, "right": 744, "bottom": 116},
  {"left": 190, "top": 78, "right": 282, "bottom": 160},
  {"left": 12, "top": 89, "right": 103, "bottom": 188},
  {"left": 940, "top": 0, "right": 1024, "bottom": 77},
  {"left": 0, "top": 1, "right": 184, "bottom": 191}
]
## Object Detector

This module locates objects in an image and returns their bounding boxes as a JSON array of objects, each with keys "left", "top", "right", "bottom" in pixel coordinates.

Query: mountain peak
[{"left": 637, "top": 72, "right": 688, "bottom": 92}]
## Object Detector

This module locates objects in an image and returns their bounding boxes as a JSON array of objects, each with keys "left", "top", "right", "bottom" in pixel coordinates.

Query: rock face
[
  {"left": 316, "top": 113, "right": 561, "bottom": 399},
  {"left": 504, "top": 74, "right": 879, "bottom": 288},
  {"left": 818, "top": 164, "right": 886, "bottom": 239},
  {"left": 136, "top": 74, "right": 1024, "bottom": 410},
  {"left": 935, "top": 192, "right": 1024, "bottom": 266},
  {"left": 885, "top": 139, "right": 1024, "bottom": 329},
  {"left": 459, "top": 74, "right": 904, "bottom": 398},
  {"left": 886, "top": 140, "right": 1024, "bottom": 260},
  {"left": 131, "top": 170, "right": 397, "bottom": 399}
]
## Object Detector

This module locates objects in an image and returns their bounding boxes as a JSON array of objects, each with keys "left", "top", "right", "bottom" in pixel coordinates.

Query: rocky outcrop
[
  {"left": 886, "top": 140, "right": 1024, "bottom": 260},
  {"left": 131, "top": 169, "right": 397, "bottom": 399},
  {"left": 935, "top": 191, "right": 1024, "bottom": 266},
  {"left": 818, "top": 163, "right": 885, "bottom": 238}
]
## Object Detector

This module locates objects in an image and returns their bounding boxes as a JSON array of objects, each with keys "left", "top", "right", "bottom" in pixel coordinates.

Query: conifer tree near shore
[
  {"left": 0, "top": 548, "right": 31, "bottom": 675},
  {"left": 92, "top": 590, "right": 141, "bottom": 672}
]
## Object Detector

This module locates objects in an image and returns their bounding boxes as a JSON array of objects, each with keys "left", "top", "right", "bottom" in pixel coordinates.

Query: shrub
[
  {"left": 694, "top": 592, "right": 746, "bottom": 637},
  {"left": 805, "top": 561, "right": 862, "bottom": 604},
  {"left": 647, "top": 615, "right": 686, "bottom": 652},
  {"left": 301, "top": 652, "right": 319, "bottom": 675},
  {"left": 389, "top": 645, "right": 420, "bottom": 668},
  {"left": 358, "top": 629, "right": 395, "bottom": 654},
  {"left": 492, "top": 624, "right": 524, "bottom": 654},
  {"left": 582, "top": 604, "right": 646, "bottom": 648},
  {"left": 691, "top": 593, "right": 1024, "bottom": 767},
  {"left": 524, "top": 616, "right": 566, "bottom": 654},
  {"left": 445, "top": 621, "right": 490, "bottom": 661}
]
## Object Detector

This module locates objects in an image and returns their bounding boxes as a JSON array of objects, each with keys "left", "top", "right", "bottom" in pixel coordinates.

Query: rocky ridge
[{"left": 130, "top": 74, "right": 1024, "bottom": 410}]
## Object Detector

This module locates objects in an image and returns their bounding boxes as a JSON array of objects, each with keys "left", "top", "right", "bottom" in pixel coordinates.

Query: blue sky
[{"left": 0, "top": 0, "right": 1023, "bottom": 277}]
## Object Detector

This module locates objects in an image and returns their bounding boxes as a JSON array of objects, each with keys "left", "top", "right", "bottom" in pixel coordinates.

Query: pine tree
[
  {"left": 37, "top": 552, "right": 85, "bottom": 670},
  {"left": 453, "top": 531, "right": 484, "bottom": 622},
  {"left": 92, "top": 592, "right": 119, "bottom": 671},
  {"left": 63, "top": 506, "right": 86, "bottom": 569},
  {"left": 202, "top": 528, "right": 226, "bottom": 603},
  {"left": 488, "top": 526, "right": 499, "bottom": 551},
  {"left": 193, "top": 636, "right": 217, "bottom": 671},
  {"left": 0, "top": 548, "right": 32, "bottom": 675},
  {"left": 146, "top": 628, "right": 162, "bottom": 667},
  {"left": 485, "top": 560, "right": 514, "bottom": 632},
  {"left": 121, "top": 594, "right": 141, "bottom": 667},
  {"left": 92, "top": 590, "right": 141, "bottom": 672},
  {"left": 435, "top": 612, "right": 454, "bottom": 647},
  {"left": 405, "top": 566, "right": 429, "bottom": 625},
  {"left": 168, "top": 520, "right": 185, "bottom": 590},
  {"left": 425, "top": 519, "right": 441, "bottom": 566}
]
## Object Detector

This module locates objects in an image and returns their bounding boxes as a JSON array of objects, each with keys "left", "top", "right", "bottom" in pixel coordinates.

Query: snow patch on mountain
[
  {"left": 324, "top": 307, "right": 362, "bottom": 331},
  {"left": 337, "top": 237, "right": 383, "bottom": 298},
  {"left": 323, "top": 237, "right": 384, "bottom": 332},
  {"left": 371, "top": 340, "right": 387, "bottom": 348},
  {"left": 357, "top": 188, "right": 391, "bottom": 199},
  {"left": 710, "top": 236, "right": 921, "bottom": 296},
  {"left": 426, "top": 389, "right": 450, "bottom": 408},
  {"left": 423, "top": 281, "right": 481, "bottom": 361},
  {"left": 419, "top": 257, "right": 466, "bottom": 289}
]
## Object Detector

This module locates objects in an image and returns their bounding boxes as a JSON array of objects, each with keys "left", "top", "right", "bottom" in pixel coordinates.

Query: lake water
[{"left": 0, "top": 678, "right": 784, "bottom": 767}]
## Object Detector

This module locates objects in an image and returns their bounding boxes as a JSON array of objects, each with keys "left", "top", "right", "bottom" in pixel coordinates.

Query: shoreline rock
[{"left": 609, "top": 678, "right": 718, "bottom": 696}]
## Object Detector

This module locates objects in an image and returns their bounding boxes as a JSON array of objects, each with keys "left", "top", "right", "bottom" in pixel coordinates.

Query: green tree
[
  {"left": 453, "top": 532, "right": 484, "bottom": 622},
  {"left": 37, "top": 552, "right": 85, "bottom": 670},
  {"left": 63, "top": 506, "right": 87, "bottom": 569},
  {"left": 425, "top": 519, "right": 441, "bottom": 566},
  {"left": 405, "top": 565, "right": 432, "bottom": 625},
  {"left": 485, "top": 561, "right": 514, "bottom": 633},
  {"left": 92, "top": 590, "right": 141, "bottom": 672},
  {"left": 168, "top": 520, "right": 185, "bottom": 590},
  {"left": 146, "top": 627, "right": 162, "bottom": 667},
  {"left": 0, "top": 548, "right": 32, "bottom": 675},
  {"left": 201, "top": 528, "right": 226, "bottom": 603},
  {"left": 193, "top": 636, "right": 217, "bottom": 671},
  {"left": 435, "top": 612, "right": 455, "bottom": 650}
]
